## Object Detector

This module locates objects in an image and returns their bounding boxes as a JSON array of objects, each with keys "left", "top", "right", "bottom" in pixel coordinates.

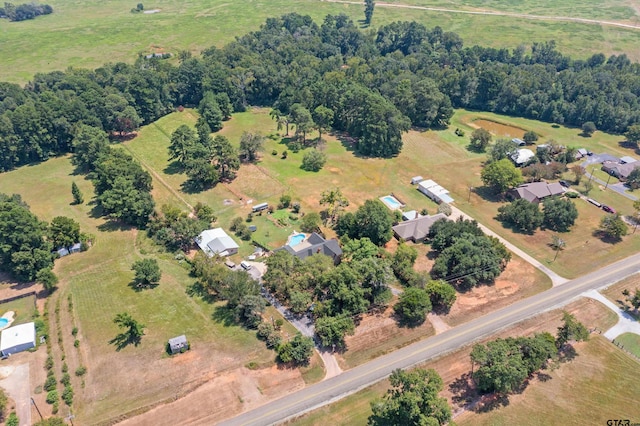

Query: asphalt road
[{"left": 219, "top": 251, "right": 640, "bottom": 426}]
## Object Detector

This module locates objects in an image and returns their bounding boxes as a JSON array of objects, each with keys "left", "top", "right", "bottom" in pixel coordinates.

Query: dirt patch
[
  {"left": 118, "top": 365, "right": 305, "bottom": 425},
  {"left": 469, "top": 119, "right": 527, "bottom": 139},
  {"left": 337, "top": 304, "right": 435, "bottom": 369},
  {"left": 443, "top": 256, "right": 550, "bottom": 327}
]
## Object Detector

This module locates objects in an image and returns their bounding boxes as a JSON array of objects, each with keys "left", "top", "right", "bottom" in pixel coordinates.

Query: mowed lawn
[
  {"left": 2, "top": 0, "right": 640, "bottom": 84},
  {"left": 0, "top": 157, "right": 275, "bottom": 424}
]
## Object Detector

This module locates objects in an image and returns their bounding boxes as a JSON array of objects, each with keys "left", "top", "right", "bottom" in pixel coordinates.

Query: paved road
[{"left": 219, "top": 251, "right": 640, "bottom": 426}]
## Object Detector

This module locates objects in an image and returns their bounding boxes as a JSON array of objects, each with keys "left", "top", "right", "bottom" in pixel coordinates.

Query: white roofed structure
[
  {"left": 195, "top": 228, "right": 239, "bottom": 257},
  {"left": 0, "top": 322, "right": 36, "bottom": 356},
  {"left": 417, "top": 179, "right": 454, "bottom": 204}
]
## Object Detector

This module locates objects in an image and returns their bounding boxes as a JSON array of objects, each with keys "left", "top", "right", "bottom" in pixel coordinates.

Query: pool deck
[
  {"left": 0, "top": 311, "right": 15, "bottom": 331},
  {"left": 379, "top": 195, "right": 405, "bottom": 210}
]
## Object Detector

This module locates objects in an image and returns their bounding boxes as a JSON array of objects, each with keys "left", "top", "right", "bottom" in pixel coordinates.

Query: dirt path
[
  {"left": 0, "top": 364, "right": 30, "bottom": 426},
  {"left": 321, "top": 0, "right": 640, "bottom": 30}
]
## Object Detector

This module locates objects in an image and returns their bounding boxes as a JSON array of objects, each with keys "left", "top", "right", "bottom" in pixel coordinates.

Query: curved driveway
[{"left": 219, "top": 251, "right": 640, "bottom": 426}]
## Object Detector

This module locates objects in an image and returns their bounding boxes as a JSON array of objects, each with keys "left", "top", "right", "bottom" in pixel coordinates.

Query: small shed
[
  {"left": 168, "top": 335, "right": 189, "bottom": 354},
  {"left": 70, "top": 242, "right": 82, "bottom": 253},
  {"left": 252, "top": 202, "right": 269, "bottom": 213},
  {"left": 0, "top": 322, "right": 36, "bottom": 356},
  {"left": 56, "top": 247, "right": 69, "bottom": 257},
  {"left": 411, "top": 176, "right": 424, "bottom": 185},
  {"left": 512, "top": 138, "right": 526, "bottom": 146},
  {"left": 248, "top": 225, "right": 257, "bottom": 232}
]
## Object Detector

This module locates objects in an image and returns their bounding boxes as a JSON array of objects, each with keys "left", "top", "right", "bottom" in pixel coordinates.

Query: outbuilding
[
  {"left": 0, "top": 322, "right": 36, "bottom": 356},
  {"left": 195, "top": 228, "right": 240, "bottom": 257},
  {"left": 252, "top": 202, "right": 269, "bottom": 213},
  {"left": 410, "top": 176, "right": 424, "bottom": 185},
  {"left": 168, "top": 335, "right": 189, "bottom": 354},
  {"left": 417, "top": 179, "right": 454, "bottom": 204}
]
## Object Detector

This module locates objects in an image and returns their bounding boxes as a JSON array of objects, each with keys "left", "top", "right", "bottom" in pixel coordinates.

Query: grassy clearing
[
  {"left": 290, "top": 298, "right": 631, "bottom": 425},
  {"left": 0, "top": 156, "right": 276, "bottom": 424},
  {"left": 0, "top": 295, "right": 37, "bottom": 325},
  {"left": 615, "top": 332, "right": 640, "bottom": 357},
  {"left": 2, "top": 0, "right": 640, "bottom": 84},
  {"left": 602, "top": 273, "right": 640, "bottom": 318}
]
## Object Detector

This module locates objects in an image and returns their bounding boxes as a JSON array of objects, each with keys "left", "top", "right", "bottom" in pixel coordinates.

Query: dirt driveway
[{"left": 0, "top": 363, "right": 30, "bottom": 426}]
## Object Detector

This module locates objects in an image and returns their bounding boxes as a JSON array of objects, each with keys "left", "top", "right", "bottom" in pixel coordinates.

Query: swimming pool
[
  {"left": 380, "top": 195, "right": 404, "bottom": 210},
  {"left": 0, "top": 318, "right": 8, "bottom": 328},
  {"left": 288, "top": 233, "right": 306, "bottom": 247}
]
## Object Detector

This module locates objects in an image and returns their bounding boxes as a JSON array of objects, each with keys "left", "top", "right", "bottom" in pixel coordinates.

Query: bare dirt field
[{"left": 118, "top": 364, "right": 305, "bottom": 426}]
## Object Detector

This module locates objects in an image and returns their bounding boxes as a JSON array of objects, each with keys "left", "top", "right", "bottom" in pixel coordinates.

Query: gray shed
[{"left": 168, "top": 335, "right": 189, "bottom": 354}]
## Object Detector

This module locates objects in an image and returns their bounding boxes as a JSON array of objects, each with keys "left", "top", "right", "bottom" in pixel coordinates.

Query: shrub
[
  {"left": 240, "top": 228, "right": 252, "bottom": 241},
  {"left": 6, "top": 413, "right": 18, "bottom": 426},
  {"left": 301, "top": 149, "right": 327, "bottom": 172},
  {"left": 45, "top": 355, "right": 54, "bottom": 370},
  {"left": 60, "top": 373, "right": 71, "bottom": 386},
  {"left": 44, "top": 375, "right": 57, "bottom": 391},
  {"left": 75, "top": 366, "right": 87, "bottom": 377},
  {"left": 46, "top": 390, "right": 58, "bottom": 404},
  {"left": 74, "top": 339, "right": 79, "bottom": 348},
  {"left": 272, "top": 150, "right": 278, "bottom": 156},
  {"left": 230, "top": 217, "right": 243, "bottom": 232},
  {"left": 52, "top": 401, "right": 59, "bottom": 414},
  {"left": 62, "top": 385, "right": 73, "bottom": 405},
  {"left": 61, "top": 362, "right": 68, "bottom": 373},
  {"left": 279, "top": 194, "right": 292, "bottom": 209},
  {"left": 437, "top": 203, "right": 452, "bottom": 216},
  {"left": 292, "top": 202, "right": 301, "bottom": 213},
  {"left": 281, "top": 150, "right": 288, "bottom": 159},
  {"left": 71, "top": 327, "right": 78, "bottom": 337}
]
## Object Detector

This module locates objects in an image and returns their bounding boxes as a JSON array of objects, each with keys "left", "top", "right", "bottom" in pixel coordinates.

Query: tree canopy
[
  {"left": 337, "top": 199, "right": 393, "bottom": 246},
  {"left": 481, "top": 159, "right": 524, "bottom": 194},
  {"left": 497, "top": 198, "right": 543, "bottom": 233},
  {"left": 369, "top": 368, "right": 452, "bottom": 426},
  {"left": 542, "top": 197, "right": 578, "bottom": 232}
]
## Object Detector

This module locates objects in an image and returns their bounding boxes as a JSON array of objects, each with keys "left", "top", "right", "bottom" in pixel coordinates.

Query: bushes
[
  {"left": 75, "top": 366, "right": 87, "bottom": 377},
  {"left": 46, "top": 390, "right": 58, "bottom": 404},
  {"left": 61, "top": 385, "right": 73, "bottom": 405},
  {"left": 257, "top": 322, "right": 282, "bottom": 349},
  {"left": 44, "top": 375, "right": 57, "bottom": 391}
]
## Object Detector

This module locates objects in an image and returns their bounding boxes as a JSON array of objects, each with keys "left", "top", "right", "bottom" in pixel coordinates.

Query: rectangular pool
[{"left": 380, "top": 195, "right": 404, "bottom": 210}]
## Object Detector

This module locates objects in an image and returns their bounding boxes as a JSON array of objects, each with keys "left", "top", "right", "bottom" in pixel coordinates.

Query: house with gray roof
[
  {"left": 602, "top": 160, "right": 640, "bottom": 180},
  {"left": 392, "top": 213, "right": 447, "bottom": 242},
  {"left": 508, "top": 182, "right": 565, "bottom": 203},
  {"left": 276, "top": 233, "right": 342, "bottom": 263},
  {"left": 195, "top": 228, "right": 239, "bottom": 257}
]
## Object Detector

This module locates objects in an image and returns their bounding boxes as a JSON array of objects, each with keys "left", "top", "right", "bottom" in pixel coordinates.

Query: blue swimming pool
[
  {"left": 380, "top": 195, "right": 403, "bottom": 210},
  {"left": 0, "top": 318, "right": 8, "bottom": 327},
  {"left": 288, "top": 233, "right": 306, "bottom": 247}
]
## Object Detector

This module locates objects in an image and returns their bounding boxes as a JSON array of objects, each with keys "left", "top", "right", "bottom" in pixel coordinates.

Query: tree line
[
  {"left": 3, "top": 14, "right": 640, "bottom": 172},
  {"left": 0, "top": 2, "right": 52, "bottom": 21}
]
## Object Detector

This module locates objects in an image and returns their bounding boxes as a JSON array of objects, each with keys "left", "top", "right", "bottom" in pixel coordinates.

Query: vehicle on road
[
  {"left": 559, "top": 180, "right": 570, "bottom": 187},
  {"left": 602, "top": 205, "right": 616, "bottom": 214},
  {"left": 240, "top": 261, "right": 252, "bottom": 270}
]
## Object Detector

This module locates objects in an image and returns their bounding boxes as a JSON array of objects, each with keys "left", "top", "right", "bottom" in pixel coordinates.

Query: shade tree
[{"left": 481, "top": 159, "right": 524, "bottom": 194}]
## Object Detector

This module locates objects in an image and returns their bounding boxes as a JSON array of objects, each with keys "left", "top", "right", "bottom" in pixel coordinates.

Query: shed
[
  {"left": 168, "top": 335, "right": 189, "bottom": 354},
  {"left": 411, "top": 176, "right": 424, "bottom": 185},
  {"left": 0, "top": 322, "right": 36, "bottom": 356},
  {"left": 512, "top": 138, "right": 526, "bottom": 146},
  {"left": 252, "top": 202, "right": 269, "bottom": 213},
  {"left": 248, "top": 225, "right": 257, "bottom": 232},
  {"left": 510, "top": 148, "right": 536, "bottom": 166},
  {"left": 56, "top": 247, "right": 69, "bottom": 257},
  {"left": 70, "top": 242, "right": 82, "bottom": 253}
]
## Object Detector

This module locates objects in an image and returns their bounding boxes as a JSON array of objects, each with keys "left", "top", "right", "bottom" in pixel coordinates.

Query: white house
[
  {"left": 195, "top": 228, "right": 239, "bottom": 257},
  {"left": 417, "top": 179, "right": 454, "bottom": 204},
  {"left": 0, "top": 322, "right": 36, "bottom": 356}
]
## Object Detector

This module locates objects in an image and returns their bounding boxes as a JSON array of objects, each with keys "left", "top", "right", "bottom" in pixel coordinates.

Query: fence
[{"left": 0, "top": 290, "right": 37, "bottom": 308}]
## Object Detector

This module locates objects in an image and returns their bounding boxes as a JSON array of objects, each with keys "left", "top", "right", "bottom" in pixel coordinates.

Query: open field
[
  {"left": 2, "top": 0, "right": 640, "bottom": 84},
  {"left": 290, "top": 297, "right": 627, "bottom": 425},
  {"left": 0, "top": 157, "right": 289, "bottom": 424}
]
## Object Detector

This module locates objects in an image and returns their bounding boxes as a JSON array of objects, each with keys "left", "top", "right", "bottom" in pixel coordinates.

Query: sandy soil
[{"left": 117, "top": 365, "right": 305, "bottom": 425}]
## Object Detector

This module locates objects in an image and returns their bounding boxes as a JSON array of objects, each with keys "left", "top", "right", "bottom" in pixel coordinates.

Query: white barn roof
[{"left": 0, "top": 322, "right": 36, "bottom": 355}]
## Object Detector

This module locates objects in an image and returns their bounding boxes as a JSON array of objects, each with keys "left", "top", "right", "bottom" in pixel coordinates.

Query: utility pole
[
  {"left": 468, "top": 186, "right": 473, "bottom": 202},
  {"left": 31, "top": 397, "right": 43, "bottom": 421},
  {"left": 605, "top": 173, "right": 612, "bottom": 190}
]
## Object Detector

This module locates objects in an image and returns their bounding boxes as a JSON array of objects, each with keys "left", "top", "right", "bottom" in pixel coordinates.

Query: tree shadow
[
  {"left": 109, "top": 331, "right": 142, "bottom": 351},
  {"left": 592, "top": 229, "right": 623, "bottom": 244},
  {"left": 97, "top": 220, "right": 134, "bottom": 233},
  {"left": 128, "top": 280, "right": 159, "bottom": 292},
  {"left": 392, "top": 311, "right": 426, "bottom": 328},
  {"left": 186, "top": 281, "right": 217, "bottom": 303},
  {"left": 496, "top": 218, "right": 537, "bottom": 235},
  {"left": 180, "top": 178, "right": 216, "bottom": 194},
  {"left": 473, "top": 393, "right": 511, "bottom": 413},
  {"left": 449, "top": 372, "right": 477, "bottom": 406},
  {"left": 212, "top": 304, "right": 238, "bottom": 327},
  {"left": 557, "top": 344, "right": 578, "bottom": 362},
  {"left": 164, "top": 160, "right": 184, "bottom": 175},
  {"left": 535, "top": 371, "right": 553, "bottom": 382},
  {"left": 473, "top": 186, "right": 504, "bottom": 203}
]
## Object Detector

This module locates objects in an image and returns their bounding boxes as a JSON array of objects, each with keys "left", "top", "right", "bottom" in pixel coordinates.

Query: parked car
[
  {"left": 240, "top": 261, "right": 252, "bottom": 271},
  {"left": 602, "top": 205, "right": 616, "bottom": 214},
  {"left": 587, "top": 198, "right": 602, "bottom": 207},
  {"left": 559, "top": 180, "right": 570, "bottom": 187}
]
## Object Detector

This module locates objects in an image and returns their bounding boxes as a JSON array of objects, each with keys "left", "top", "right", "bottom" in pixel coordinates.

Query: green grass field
[
  {"left": 615, "top": 332, "right": 640, "bottom": 358},
  {"left": 0, "top": 156, "right": 276, "bottom": 424},
  {"left": 0, "top": 295, "right": 37, "bottom": 325},
  {"left": 2, "top": 0, "right": 640, "bottom": 84}
]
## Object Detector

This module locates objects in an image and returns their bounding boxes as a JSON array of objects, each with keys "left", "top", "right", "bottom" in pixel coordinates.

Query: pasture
[{"left": 2, "top": 0, "right": 640, "bottom": 84}]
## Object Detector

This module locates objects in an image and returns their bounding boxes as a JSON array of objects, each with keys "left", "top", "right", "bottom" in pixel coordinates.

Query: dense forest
[{"left": 2, "top": 13, "right": 640, "bottom": 172}]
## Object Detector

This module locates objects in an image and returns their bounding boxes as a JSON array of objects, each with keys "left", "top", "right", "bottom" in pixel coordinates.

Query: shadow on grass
[
  {"left": 109, "top": 332, "right": 142, "bottom": 351},
  {"left": 212, "top": 304, "right": 238, "bottom": 327},
  {"left": 392, "top": 311, "right": 427, "bottom": 329},
  {"left": 128, "top": 281, "right": 159, "bottom": 292},
  {"left": 449, "top": 372, "right": 477, "bottom": 406},
  {"left": 474, "top": 186, "right": 504, "bottom": 203},
  {"left": 97, "top": 220, "right": 134, "bottom": 233},
  {"left": 164, "top": 160, "right": 184, "bottom": 175},
  {"left": 186, "top": 281, "right": 217, "bottom": 303},
  {"left": 592, "top": 229, "right": 623, "bottom": 244},
  {"left": 474, "top": 393, "right": 511, "bottom": 413}
]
